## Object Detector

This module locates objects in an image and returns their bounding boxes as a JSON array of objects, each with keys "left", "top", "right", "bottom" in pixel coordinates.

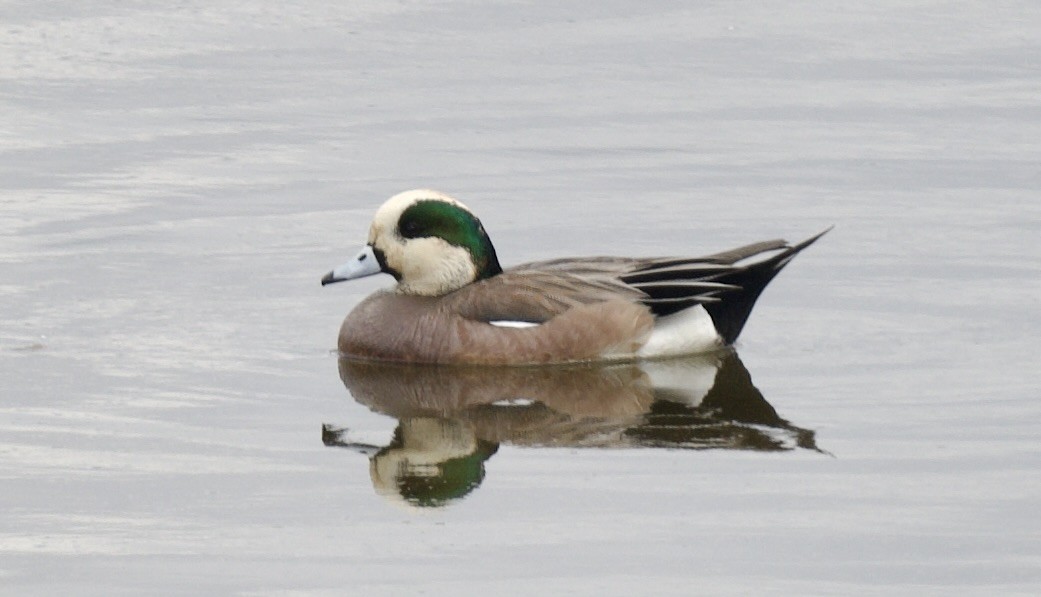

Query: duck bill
[{"left": 322, "top": 245, "right": 382, "bottom": 286}]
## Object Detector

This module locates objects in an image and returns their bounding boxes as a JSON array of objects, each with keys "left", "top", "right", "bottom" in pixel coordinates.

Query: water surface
[{"left": 2, "top": 1, "right": 1040, "bottom": 595}]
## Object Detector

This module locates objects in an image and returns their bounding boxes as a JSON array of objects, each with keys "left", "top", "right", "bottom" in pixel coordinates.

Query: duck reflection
[{"left": 323, "top": 351, "right": 820, "bottom": 507}]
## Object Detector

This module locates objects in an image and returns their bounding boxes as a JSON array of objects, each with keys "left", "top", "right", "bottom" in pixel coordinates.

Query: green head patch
[{"left": 397, "top": 200, "right": 503, "bottom": 279}]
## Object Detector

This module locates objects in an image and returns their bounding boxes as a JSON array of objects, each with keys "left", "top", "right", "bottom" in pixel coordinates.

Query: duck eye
[{"left": 400, "top": 219, "right": 422, "bottom": 238}]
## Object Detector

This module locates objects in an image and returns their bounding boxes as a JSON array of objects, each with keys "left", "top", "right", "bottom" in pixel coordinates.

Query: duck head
[{"left": 322, "top": 189, "right": 503, "bottom": 296}]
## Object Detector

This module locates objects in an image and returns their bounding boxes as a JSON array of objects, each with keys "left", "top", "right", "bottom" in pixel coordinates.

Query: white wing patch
[
  {"left": 488, "top": 320, "right": 540, "bottom": 328},
  {"left": 491, "top": 398, "right": 537, "bottom": 406}
]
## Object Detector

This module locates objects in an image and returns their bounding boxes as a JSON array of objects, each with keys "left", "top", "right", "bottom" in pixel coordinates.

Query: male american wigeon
[{"left": 322, "top": 190, "right": 827, "bottom": 365}]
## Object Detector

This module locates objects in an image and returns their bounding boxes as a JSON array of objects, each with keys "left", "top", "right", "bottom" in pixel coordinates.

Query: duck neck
[{"left": 475, "top": 240, "right": 503, "bottom": 280}]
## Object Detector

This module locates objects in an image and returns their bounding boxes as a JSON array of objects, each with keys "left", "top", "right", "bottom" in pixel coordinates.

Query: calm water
[{"left": 2, "top": 1, "right": 1040, "bottom": 595}]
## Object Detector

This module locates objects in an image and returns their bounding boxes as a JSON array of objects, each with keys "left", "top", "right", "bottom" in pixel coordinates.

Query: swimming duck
[{"left": 322, "top": 189, "right": 827, "bottom": 365}]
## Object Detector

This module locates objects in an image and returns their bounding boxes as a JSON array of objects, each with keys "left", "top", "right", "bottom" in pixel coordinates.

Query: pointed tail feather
[{"left": 704, "top": 227, "right": 831, "bottom": 344}]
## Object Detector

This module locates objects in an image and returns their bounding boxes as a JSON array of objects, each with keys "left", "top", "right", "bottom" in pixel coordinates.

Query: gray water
[{"left": 3, "top": 1, "right": 1040, "bottom": 595}]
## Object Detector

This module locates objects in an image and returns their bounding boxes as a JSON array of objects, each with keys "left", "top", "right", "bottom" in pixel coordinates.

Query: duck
[{"left": 322, "top": 189, "right": 827, "bottom": 365}]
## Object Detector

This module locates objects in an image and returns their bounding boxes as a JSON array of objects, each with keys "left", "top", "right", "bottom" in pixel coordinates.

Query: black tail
[{"left": 703, "top": 228, "right": 830, "bottom": 344}]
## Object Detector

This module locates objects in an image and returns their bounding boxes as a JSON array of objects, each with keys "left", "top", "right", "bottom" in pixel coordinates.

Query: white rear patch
[{"left": 637, "top": 305, "right": 722, "bottom": 358}]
